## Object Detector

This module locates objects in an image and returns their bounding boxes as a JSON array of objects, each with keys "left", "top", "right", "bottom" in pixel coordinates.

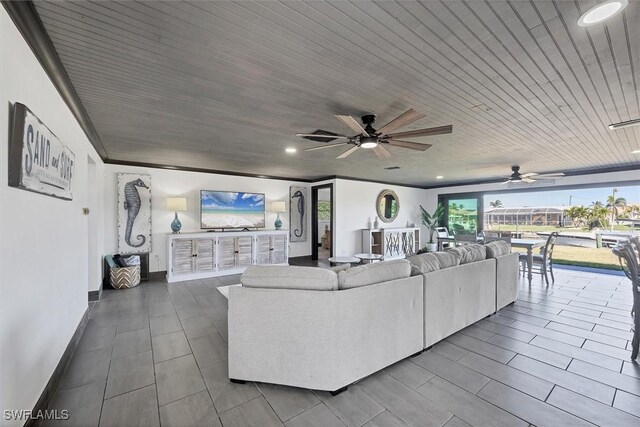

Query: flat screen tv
[{"left": 200, "top": 190, "right": 265, "bottom": 229}]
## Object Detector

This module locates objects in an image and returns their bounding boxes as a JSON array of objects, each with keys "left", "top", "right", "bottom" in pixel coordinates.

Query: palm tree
[
  {"left": 588, "top": 202, "right": 609, "bottom": 230},
  {"left": 449, "top": 203, "right": 459, "bottom": 212},
  {"left": 489, "top": 200, "right": 503, "bottom": 208},
  {"left": 606, "top": 195, "right": 627, "bottom": 230}
]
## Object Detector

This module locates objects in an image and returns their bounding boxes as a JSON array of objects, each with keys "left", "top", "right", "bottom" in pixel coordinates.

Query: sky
[
  {"left": 483, "top": 184, "right": 640, "bottom": 209},
  {"left": 201, "top": 191, "right": 265, "bottom": 211}
]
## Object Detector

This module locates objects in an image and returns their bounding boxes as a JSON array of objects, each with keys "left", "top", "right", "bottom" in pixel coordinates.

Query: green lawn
[{"left": 551, "top": 246, "right": 622, "bottom": 271}]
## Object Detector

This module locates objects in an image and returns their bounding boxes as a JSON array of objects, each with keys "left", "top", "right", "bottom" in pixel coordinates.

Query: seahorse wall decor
[
  {"left": 289, "top": 186, "right": 307, "bottom": 242},
  {"left": 117, "top": 173, "right": 152, "bottom": 254},
  {"left": 124, "top": 178, "right": 149, "bottom": 247}
]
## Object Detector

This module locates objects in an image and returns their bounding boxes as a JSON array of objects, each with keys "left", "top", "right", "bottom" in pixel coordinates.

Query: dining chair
[
  {"left": 484, "top": 236, "right": 512, "bottom": 244},
  {"left": 519, "top": 232, "right": 558, "bottom": 285},
  {"left": 454, "top": 234, "right": 477, "bottom": 246},
  {"left": 612, "top": 237, "right": 640, "bottom": 360}
]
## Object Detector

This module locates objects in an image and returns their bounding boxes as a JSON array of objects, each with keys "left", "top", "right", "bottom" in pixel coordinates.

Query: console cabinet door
[
  {"left": 255, "top": 235, "right": 271, "bottom": 265},
  {"left": 235, "top": 236, "right": 253, "bottom": 267},
  {"left": 172, "top": 239, "right": 194, "bottom": 274},
  {"left": 194, "top": 239, "right": 215, "bottom": 272},
  {"left": 217, "top": 237, "right": 236, "bottom": 270},
  {"left": 270, "top": 234, "right": 287, "bottom": 264}
]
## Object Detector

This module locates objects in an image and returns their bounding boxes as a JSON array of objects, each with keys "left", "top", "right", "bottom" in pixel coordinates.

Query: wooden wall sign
[{"left": 8, "top": 103, "right": 75, "bottom": 200}]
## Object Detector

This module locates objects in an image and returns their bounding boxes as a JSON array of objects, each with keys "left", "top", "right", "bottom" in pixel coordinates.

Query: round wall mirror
[{"left": 376, "top": 190, "right": 399, "bottom": 223}]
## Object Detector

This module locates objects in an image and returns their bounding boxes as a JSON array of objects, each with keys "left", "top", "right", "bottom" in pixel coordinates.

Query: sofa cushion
[
  {"left": 406, "top": 251, "right": 460, "bottom": 275},
  {"left": 241, "top": 265, "right": 338, "bottom": 291},
  {"left": 447, "top": 244, "right": 487, "bottom": 265},
  {"left": 485, "top": 240, "right": 511, "bottom": 258},
  {"left": 338, "top": 259, "right": 411, "bottom": 289}
]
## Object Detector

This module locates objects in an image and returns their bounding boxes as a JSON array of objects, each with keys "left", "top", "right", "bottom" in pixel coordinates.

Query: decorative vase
[
  {"left": 274, "top": 213, "right": 282, "bottom": 230},
  {"left": 373, "top": 217, "right": 379, "bottom": 229},
  {"left": 171, "top": 212, "right": 182, "bottom": 233}
]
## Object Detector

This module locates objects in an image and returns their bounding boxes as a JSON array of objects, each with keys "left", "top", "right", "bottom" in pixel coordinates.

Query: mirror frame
[{"left": 376, "top": 189, "right": 400, "bottom": 223}]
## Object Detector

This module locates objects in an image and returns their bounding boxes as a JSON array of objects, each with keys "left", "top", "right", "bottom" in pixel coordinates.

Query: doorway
[
  {"left": 311, "top": 184, "right": 333, "bottom": 261},
  {"left": 87, "top": 156, "right": 99, "bottom": 296}
]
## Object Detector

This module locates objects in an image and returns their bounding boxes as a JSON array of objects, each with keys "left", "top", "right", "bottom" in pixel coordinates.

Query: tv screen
[{"left": 200, "top": 190, "right": 265, "bottom": 229}]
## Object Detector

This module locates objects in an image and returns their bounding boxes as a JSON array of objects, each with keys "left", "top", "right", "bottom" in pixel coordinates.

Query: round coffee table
[
  {"left": 353, "top": 253, "right": 384, "bottom": 263},
  {"left": 328, "top": 256, "right": 360, "bottom": 265}
]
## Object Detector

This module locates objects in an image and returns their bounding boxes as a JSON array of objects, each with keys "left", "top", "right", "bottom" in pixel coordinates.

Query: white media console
[{"left": 166, "top": 230, "right": 289, "bottom": 283}]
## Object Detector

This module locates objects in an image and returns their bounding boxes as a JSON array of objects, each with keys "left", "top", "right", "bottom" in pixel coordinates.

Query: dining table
[{"left": 509, "top": 238, "right": 546, "bottom": 286}]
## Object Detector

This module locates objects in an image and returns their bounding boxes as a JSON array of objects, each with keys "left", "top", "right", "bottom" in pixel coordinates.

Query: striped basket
[{"left": 110, "top": 265, "right": 141, "bottom": 289}]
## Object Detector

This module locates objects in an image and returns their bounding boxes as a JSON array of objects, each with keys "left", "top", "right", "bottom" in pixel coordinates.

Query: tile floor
[{"left": 43, "top": 267, "right": 640, "bottom": 426}]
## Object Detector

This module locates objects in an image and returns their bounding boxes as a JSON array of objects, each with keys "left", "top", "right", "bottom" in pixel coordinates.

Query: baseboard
[
  {"left": 88, "top": 283, "right": 103, "bottom": 302},
  {"left": 26, "top": 306, "right": 91, "bottom": 427},
  {"left": 149, "top": 270, "right": 166, "bottom": 281}
]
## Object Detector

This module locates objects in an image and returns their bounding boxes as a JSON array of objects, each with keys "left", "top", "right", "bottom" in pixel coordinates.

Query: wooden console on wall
[
  {"left": 166, "top": 230, "right": 289, "bottom": 283},
  {"left": 361, "top": 227, "right": 420, "bottom": 260}
]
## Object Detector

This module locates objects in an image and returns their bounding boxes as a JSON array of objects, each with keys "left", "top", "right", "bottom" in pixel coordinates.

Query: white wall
[
  {"left": 0, "top": 9, "right": 105, "bottom": 425},
  {"left": 421, "top": 169, "right": 640, "bottom": 213},
  {"left": 103, "top": 165, "right": 312, "bottom": 272},
  {"left": 333, "top": 179, "right": 429, "bottom": 256}
]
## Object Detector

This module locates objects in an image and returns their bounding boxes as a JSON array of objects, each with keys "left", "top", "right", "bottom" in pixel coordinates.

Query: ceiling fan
[
  {"left": 500, "top": 166, "right": 565, "bottom": 184},
  {"left": 295, "top": 108, "right": 452, "bottom": 159}
]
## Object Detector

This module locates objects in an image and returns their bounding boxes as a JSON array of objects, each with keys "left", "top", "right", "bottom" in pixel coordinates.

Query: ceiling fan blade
[
  {"left": 295, "top": 133, "right": 349, "bottom": 139},
  {"left": 387, "top": 125, "right": 453, "bottom": 139},
  {"left": 337, "top": 146, "right": 359, "bottom": 159},
  {"left": 304, "top": 143, "right": 350, "bottom": 152},
  {"left": 334, "top": 115, "right": 369, "bottom": 136},
  {"left": 522, "top": 178, "right": 537, "bottom": 183},
  {"left": 387, "top": 140, "right": 432, "bottom": 151},
  {"left": 499, "top": 180, "right": 511, "bottom": 185},
  {"left": 373, "top": 145, "right": 391, "bottom": 158},
  {"left": 521, "top": 172, "right": 538, "bottom": 178},
  {"left": 377, "top": 108, "right": 425, "bottom": 135}
]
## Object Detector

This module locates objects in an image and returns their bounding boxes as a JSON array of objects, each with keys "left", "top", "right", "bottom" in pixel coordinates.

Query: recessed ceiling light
[
  {"left": 578, "top": 0, "right": 628, "bottom": 27},
  {"left": 436, "top": 175, "right": 444, "bottom": 180},
  {"left": 609, "top": 118, "right": 640, "bottom": 130},
  {"left": 285, "top": 147, "right": 297, "bottom": 153},
  {"left": 632, "top": 149, "right": 640, "bottom": 154}
]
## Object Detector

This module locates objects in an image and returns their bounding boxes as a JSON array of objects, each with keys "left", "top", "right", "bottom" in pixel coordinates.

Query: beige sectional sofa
[
  {"left": 228, "top": 242, "right": 518, "bottom": 394},
  {"left": 407, "top": 242, "right": 518, "bottom": 348},
  {"left": 228, "top": 261, "right": 423, "bottom": 394}
]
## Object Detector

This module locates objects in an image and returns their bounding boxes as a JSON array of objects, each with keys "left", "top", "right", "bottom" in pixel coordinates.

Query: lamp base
[
  {"left": 171, "top": 212, "right": 182, "bottom": 233},
  {"left": 274, "top": 213, "right": 282, "bottom": 230}
]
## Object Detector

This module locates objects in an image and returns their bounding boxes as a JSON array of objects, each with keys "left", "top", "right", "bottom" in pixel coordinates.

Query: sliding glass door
[{"left": 439, "top": 194, "right": 482, "bottom": 236}]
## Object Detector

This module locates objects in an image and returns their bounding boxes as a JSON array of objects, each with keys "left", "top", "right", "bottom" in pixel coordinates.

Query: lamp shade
[
  {"left": 166, "top": 197, "right": 187, "bottom": 212},
  {"left": 271, "top": 201, "right": 286, "bottom": 213}
]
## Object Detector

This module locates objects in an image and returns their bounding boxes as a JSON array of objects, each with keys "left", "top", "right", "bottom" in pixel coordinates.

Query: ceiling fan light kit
[{"left": 297, "top": 108, "right": 452, "bottom": 159}]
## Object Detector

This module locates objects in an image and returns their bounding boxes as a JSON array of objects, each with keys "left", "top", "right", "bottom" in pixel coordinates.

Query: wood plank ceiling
[{"left": 33, "top": 0, "right": 639, "bottom": 185}]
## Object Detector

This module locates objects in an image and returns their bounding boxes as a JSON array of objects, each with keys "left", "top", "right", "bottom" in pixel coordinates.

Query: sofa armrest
[
  {"left": 496, "top": 252, "right": 519, "bottom": 310},
  {"left": 228, "top": 276, "right": 423, "bottom": 391}
]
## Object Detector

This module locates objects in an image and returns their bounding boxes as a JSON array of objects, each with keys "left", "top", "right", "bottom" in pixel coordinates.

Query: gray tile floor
[{"left": 43, "top": 267, "right": 640, "bottom": 426}]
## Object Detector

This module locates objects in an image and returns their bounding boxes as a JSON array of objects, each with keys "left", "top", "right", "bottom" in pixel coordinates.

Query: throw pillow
[
  {"left": 447, "top": 244, "right": 486, "bottom": 264},
  {"left": 406, "top": 253, "right": 441, "bottom": 275},
  {"left": 330, "top": 263, "right": 351, "bottom": 273},
  {"left": 241, "top": 265, "right": 338, "bottom": 291},
  {"left": 485, "top": 241, "right": 511, "bottom": 258},
  {"left": 338, "top": 259, "right": 411, "bottom": 289}
]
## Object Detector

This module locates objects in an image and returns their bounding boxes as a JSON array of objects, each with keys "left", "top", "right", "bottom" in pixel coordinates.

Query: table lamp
[
  {"left": 166, "top": 197, "right": 187, "bottom": 233},
  {"left": 272, "top": 201, "right": 286, "bottom": 230}
]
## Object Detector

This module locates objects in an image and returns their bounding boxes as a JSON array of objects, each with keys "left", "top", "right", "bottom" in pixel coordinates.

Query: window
[{"left": 317, "top": 200, "right": 331, "bottom": 221}]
